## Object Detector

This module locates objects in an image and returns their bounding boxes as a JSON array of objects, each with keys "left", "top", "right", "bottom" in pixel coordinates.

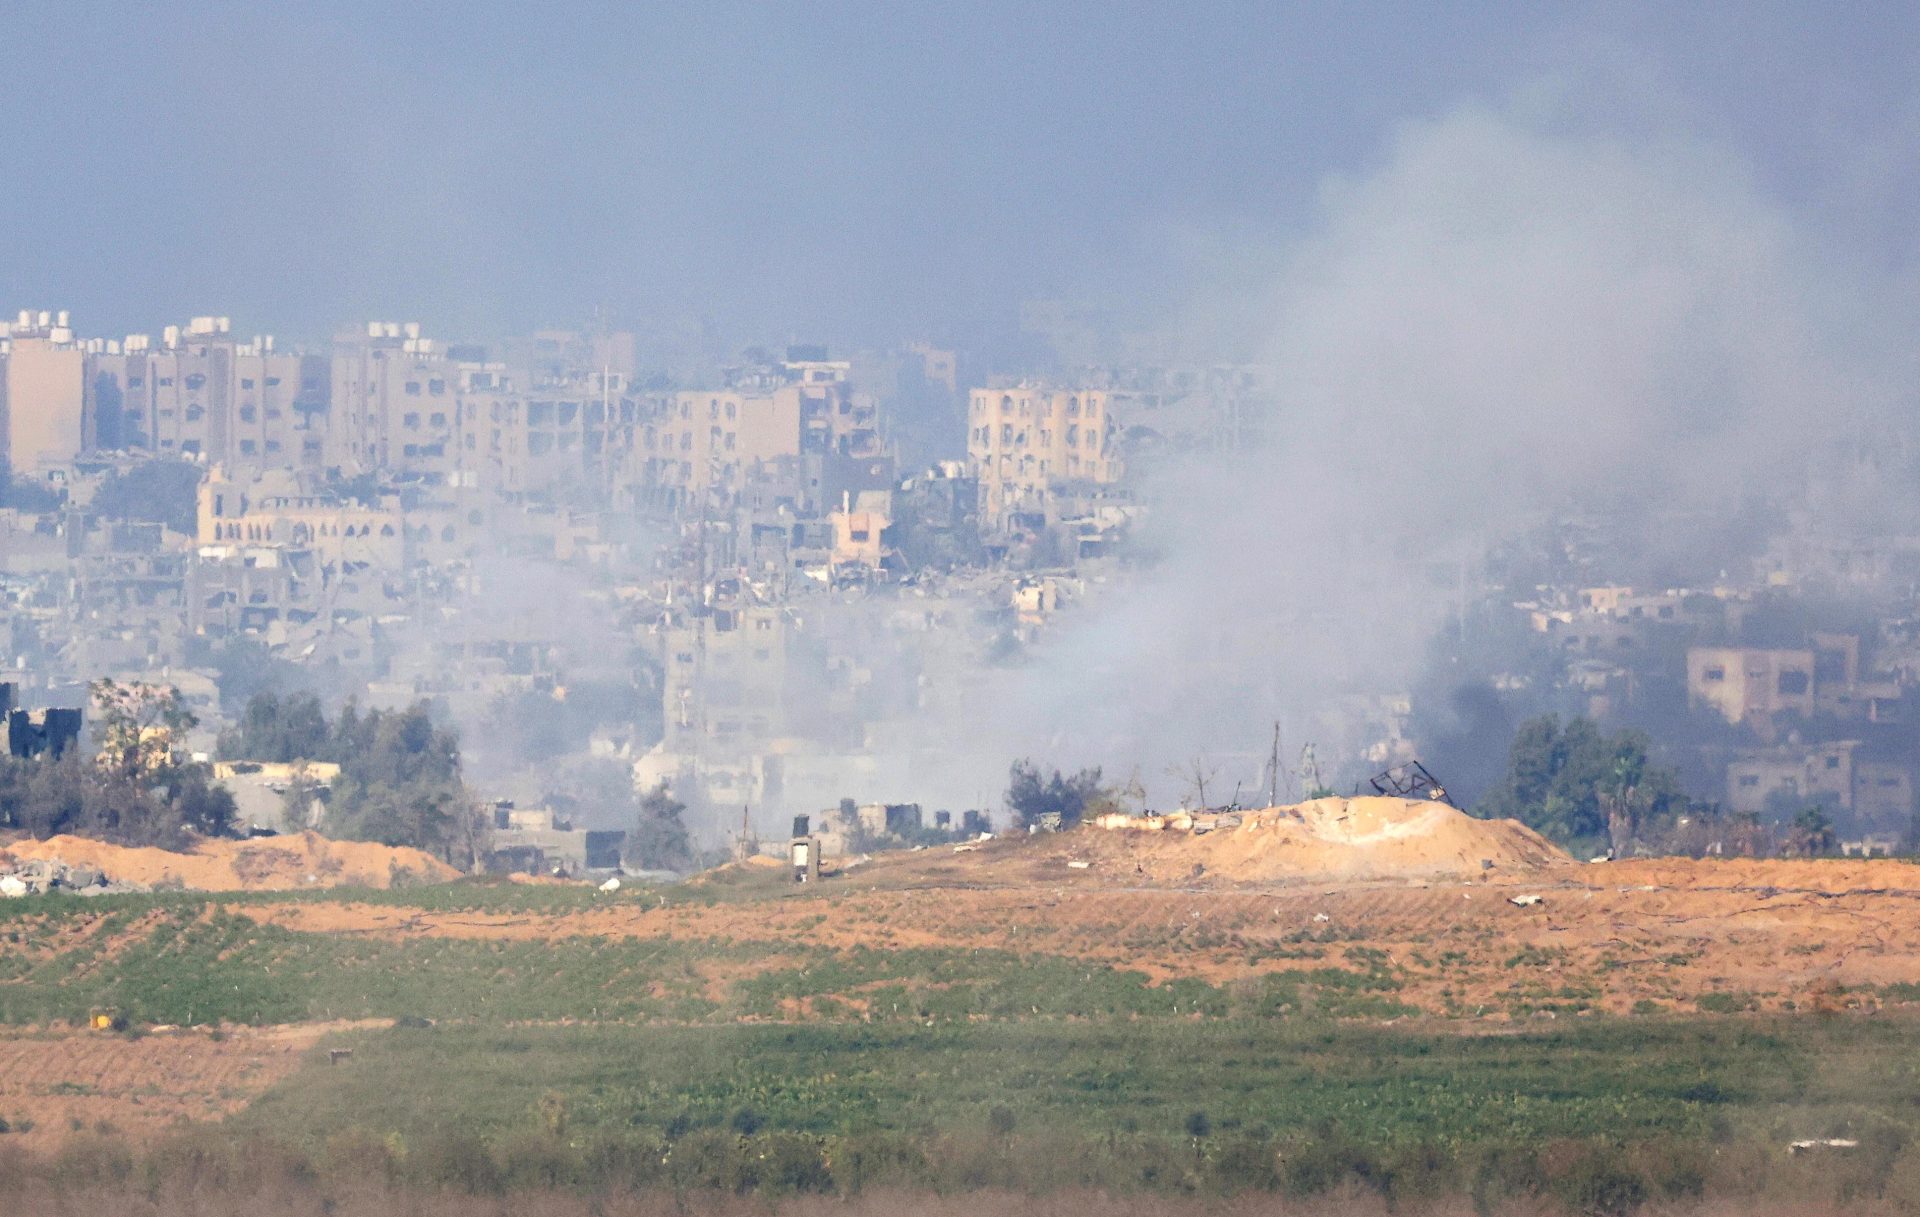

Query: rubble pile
[{"left": 0, "top": 855, "right": 152, "bottom": 897}]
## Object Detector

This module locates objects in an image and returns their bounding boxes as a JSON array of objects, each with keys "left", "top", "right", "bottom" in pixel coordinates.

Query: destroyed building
[
  {"left": 0, "top": 683, "right": 83, "bottom": 759},
  {"left": 484, "top": 803, "right": 626, "bottom": 876}
]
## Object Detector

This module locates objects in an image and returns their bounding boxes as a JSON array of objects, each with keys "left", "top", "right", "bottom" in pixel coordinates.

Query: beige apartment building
[
  {"left": 1724, "top": 740, "right": 1913, "bottom": 830},
  {"left": 329, "top": 322, "right": 467, "bottom": 479},
  {"left": 332, "top": 323, "right": 639, "bottom": 497},
  {"left": 966, "top": 386, "right": 1122, "bottom": 526},
  {"left": 198, "top": 466, "right": 409, "bottom": 568},
  {"left": 0, "top": 310, "right": 87, "bottom": 476},
  {"left": 632, "top": 389, "right": 804, "bottom": 505},
  {"left": 478, "top": 369, "right": 636, "bottom": 497},
  {"left": 89, "top": 318, "right": 324, "bottom": 470},
  {"left": 1687, "top": 646, "right": 1817, "bottom": 728}
]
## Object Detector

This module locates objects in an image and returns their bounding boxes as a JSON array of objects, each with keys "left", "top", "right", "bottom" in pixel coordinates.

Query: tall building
[
  {"left": 328, "top": 322, "right": 463, "bottom": 478},
  {"left": 0, "top": 309, "right": 87, "bottom": 477},
  {"left": 965, "top": 387, "right": 1122, "bottom": 527},
  {"left": 632, "top": 389, "right": 803, "bottom": 507},
  {"left": 90, "top": 318, "right": 325, "bottom": 469}
]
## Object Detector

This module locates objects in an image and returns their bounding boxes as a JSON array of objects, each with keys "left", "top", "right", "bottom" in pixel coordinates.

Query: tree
[
  {"left": 1785, "top": 806, "right": 1838, "bottom": 858},
  {"left": 220, "top": 690, "right": 332, "bottom": 763},
  {"left": 1167, "top": 755, "right": 1221, "bottom": 811},
  {"left": 89, "top": 458, "right": 202, "bottom": 535},
  {"left": 218, "top": 692, "right": 479, "bottom": 861},
  {"left": 1478, "top": 715, "right": 1690, "bottom": 853},
  {"left": 1006, "top": 760, "right": 1112, "bottom": 829},
  {"left": 0, "top": 683, "right": 234, "bottom": 847},
  {"left": 91, "top": 678, "right": 196, "bottom": 780}
]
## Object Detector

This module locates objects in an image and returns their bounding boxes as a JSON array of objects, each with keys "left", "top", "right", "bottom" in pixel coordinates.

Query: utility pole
[{"left": 1267, "top": 721, "right": 1282, "bottom": 807}]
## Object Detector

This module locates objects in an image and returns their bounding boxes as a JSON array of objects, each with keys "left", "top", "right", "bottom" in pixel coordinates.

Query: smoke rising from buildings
[{"left": 887, "top": 86, "right": 1917, "bottom": 809}]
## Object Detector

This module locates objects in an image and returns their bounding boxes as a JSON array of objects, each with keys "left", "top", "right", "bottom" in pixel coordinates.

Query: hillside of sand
[
  {"left": 878, "top": 796, "right": 1572, "bottom": 887},
  {"left": 1129, "top": 796, "right": 1572, "bottom": 883},
  {"left": 0, "top": 831, "right": 458, "bottom": 891}
]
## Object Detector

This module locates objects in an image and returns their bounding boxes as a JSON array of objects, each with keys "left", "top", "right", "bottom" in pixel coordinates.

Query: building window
[
  {"left": 1826, "top": 755, "right": 1841, "bottom": 769},
  {"left": 1738, "top": 775, "right": 1760, "bottom": 788},
  {"left": 1704, "top": 666, "right": 1725, "bottom": 681},
  {"left": 239, "top": 405, "right": 257, "bottom": 422},
  {"left": 1778, "top": 671, "right": 1810, "bottom": 695},
  {"left": 405, "top": 382, "right": 421, "bottom": 395}
]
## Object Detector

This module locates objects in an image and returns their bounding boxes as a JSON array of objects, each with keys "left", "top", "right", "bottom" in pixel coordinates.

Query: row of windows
[
  {"left": 973, "top": 395, "right": 1103, "bottom": 420},
  {"left": 1700, "top": 666, "right": 1811, "bottom": 695},
  {"left": 973, "top": 424, "right": 1101, "bottom": 450}
]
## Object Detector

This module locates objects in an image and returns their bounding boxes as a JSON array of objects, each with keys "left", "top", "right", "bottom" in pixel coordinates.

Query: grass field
[
  {"left": 1, "top": 1013, "right": 1896, "bottom": 1211},
  {"left": 237, "top": 1017, "right": 1917, "bottom": 1151},
  {"left": 13, "top": 858, "right": 1920, "bottom": 1211}
]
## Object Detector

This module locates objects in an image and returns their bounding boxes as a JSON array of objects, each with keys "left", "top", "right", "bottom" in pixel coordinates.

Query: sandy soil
[
  {"left": 1079, "top": 797, "right": 1571, "bottom": 883},
  {"left": 0, "top": 832, "right": 458, "bottom": 891},
  {"left": 230, "top": 832, "right": 1920, "bottom": 1019}
]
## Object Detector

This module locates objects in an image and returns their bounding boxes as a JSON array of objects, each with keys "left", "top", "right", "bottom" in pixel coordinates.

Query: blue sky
[{"left": 2, "top": 2, "right": 1914, "bottom": 352}]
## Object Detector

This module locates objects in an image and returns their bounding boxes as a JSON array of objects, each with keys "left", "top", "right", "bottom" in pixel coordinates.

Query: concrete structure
[
  {"left": 198, "top": 467, "right": 410, "bottom": 568},
  {"left": 633, "top": 389, "right": 803, "bottom": 505},
  {"left": 829, "top": 490, "right": 891, "bottom": 569},
  {"left": 0, "top": 683, "right": 83, "bottom": 759},
  {"left": 1724, "top": 740, "right": 1913, "bottom": 832},
  {"left": 967, "top": 387, "right": 1121, "bottom": 527},
  {"left": 1688, "top": 647, "right": 1817, "bottom": 728},
  {"left": 483, "top": 803, "right": 625, "bottom": 875},
  {"left": 213, "top": 760, "right": 340, "bottom": 832},
  {"left": 88, "top": 319, "right": 324, "bottom": 468},
  {"left": 1, "top": 310, "right": 87, "bottom": 476}
]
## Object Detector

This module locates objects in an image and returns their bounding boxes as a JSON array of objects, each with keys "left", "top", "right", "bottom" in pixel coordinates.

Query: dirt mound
[
  {"left": 1081, "top": 797, "right": 1570, "bottom": 884},
  {"left": 0, "top": 831, "right": 458, "bottom": 892},
  {"left": 1599, "top": 856, "right": 1920, "bottom": 893}
]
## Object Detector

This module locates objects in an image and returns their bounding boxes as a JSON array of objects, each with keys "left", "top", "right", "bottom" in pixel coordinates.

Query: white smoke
[{"left": 887, "top": 90, "right": 1912, "bottom": 810}]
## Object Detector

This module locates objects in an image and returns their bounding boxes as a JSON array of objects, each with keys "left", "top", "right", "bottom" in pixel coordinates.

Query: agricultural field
[{"left": 7, "top": 833, "right": 1920, "bottom": 1210}]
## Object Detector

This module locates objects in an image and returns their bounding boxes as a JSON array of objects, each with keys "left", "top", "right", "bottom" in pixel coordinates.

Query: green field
[
  {"left": 11, "top": 882, "right": 1920, "bottom": 1211},
  {"left": 241, "top": 1018, "right": 1910, "bottom": 1150},
  {"left": 158, "top": 1014, "right": 1920, "bottom": 1207},
  {"left": 0, "top": 890, "right": 1408, "bottom": 1027}
]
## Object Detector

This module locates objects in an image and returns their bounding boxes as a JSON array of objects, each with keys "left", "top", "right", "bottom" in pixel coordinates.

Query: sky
[{"left": 3, "top": 3, "right": 1916, "bottom": 353}]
